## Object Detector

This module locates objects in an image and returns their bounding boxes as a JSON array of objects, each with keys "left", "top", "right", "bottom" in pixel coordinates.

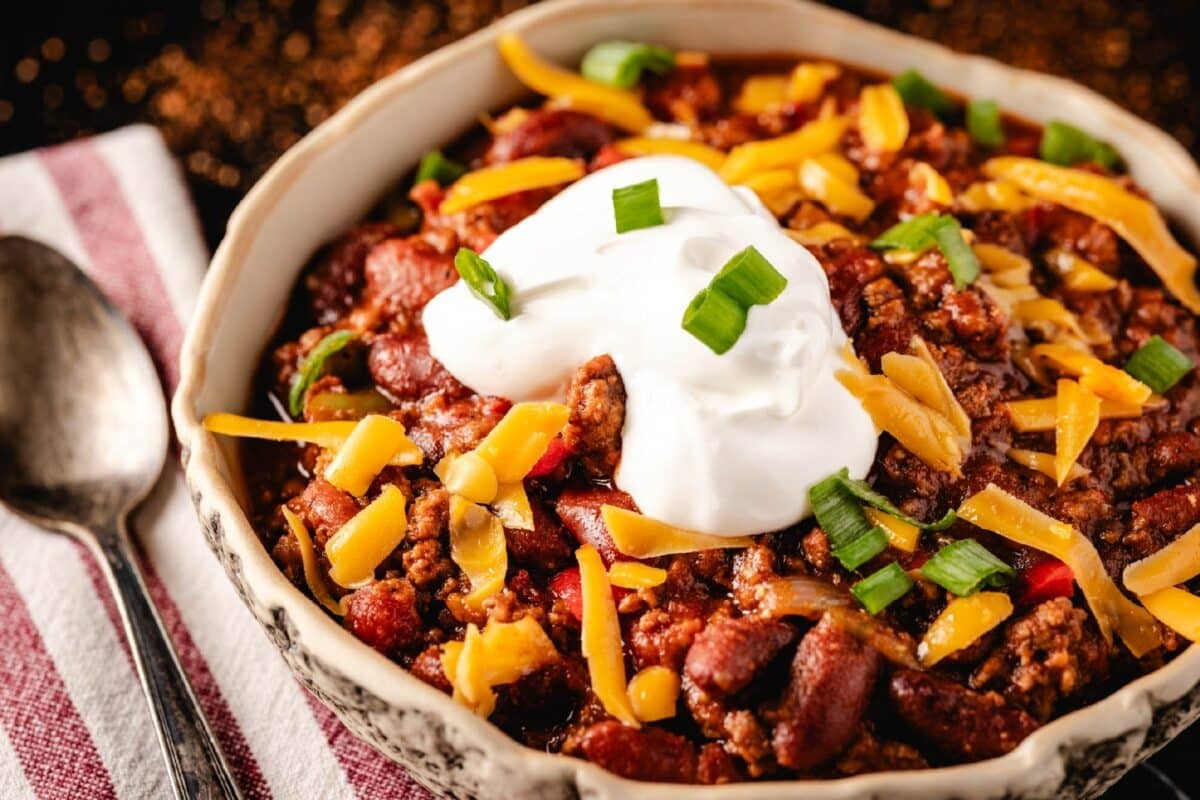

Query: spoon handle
[{"left": 96, "top": 519, "right": 244, "bottom": 800}]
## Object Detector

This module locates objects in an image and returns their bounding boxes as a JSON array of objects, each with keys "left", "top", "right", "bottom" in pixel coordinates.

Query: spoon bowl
[{"left": 0, "top": 235, "right": 241, "bottom": 800}]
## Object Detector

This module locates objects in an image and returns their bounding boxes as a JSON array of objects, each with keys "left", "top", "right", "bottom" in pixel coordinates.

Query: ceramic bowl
[{"left": 171, "top": 1, "right": 1200, "bottom": 797}]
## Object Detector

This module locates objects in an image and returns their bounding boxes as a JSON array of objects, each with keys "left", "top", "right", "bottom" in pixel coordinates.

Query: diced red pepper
[
  {"left": 548, "top": 565, "right": 631, "bottom": 623},
  {"left": 1017, "top": 559, "right": 1075, "bottom": 606},
  {"left": 528, "top": 436, "right": 571, "bottom": 478}
]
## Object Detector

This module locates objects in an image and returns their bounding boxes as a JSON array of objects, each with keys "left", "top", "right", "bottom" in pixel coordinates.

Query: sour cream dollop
[{"left": 423, "top": 156, "right": 877, "bottom": 536}]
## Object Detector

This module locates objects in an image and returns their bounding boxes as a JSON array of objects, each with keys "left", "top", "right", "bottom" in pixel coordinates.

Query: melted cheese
[
  {"left": 607, "top": 562, "right": 668, "bottom": 589},
  {"left": 614, "top": 137, "right": 726, "bottom": 171},
  {"left": 439, "top": 157, "right": 585, "bottom": 215},
  {"left": 918, "top": 592, "right": 1013, "bottom": 667},
  {"left": 1139, "top": 587, "right": 1200, "bottom": 642},
  {"left": 956, "top": 179, "right": 1036, "bottom": 213},
  {"left": 864, "top": 507, "right": 921, "bottom": 553},
  {"left": 491, "top": 482, "right": 534, "bottom": 531},
  {"left": 1033, "top": 343, "right": 1152, "bottom": 406},
  {"left": 734, "top": 75, "right": 789, "bottom": 114},
  {"left": 600, "top": 505, "right": 755, "bottom": 558},
  {"left": 626, "top": 666, "right": 681, "bottom": 723},
  {"left": 857, "top": 84, "right": 909, "bottom": 153},
  {"left": 787, "top": 62, "right": 840, "bottom": 104},
  {"left": 435, "top": 451, "right": 499, "bottom": 505},
  {"left": 1055, "top": 379, "right": 1101, "bottom": 486},
  {"left": 1123, "top": 523, "right": 1200, "bottom": 596},
  {"left": 282, "top": 507, "right": 347, "bottom": 616},
  {"left": 203, "top": 412, "right": 421, "bottom": 466},
  {"left": 720, "top": 115, "right": 848, "bottom": 183},
  {"left": 475, "top": 402, "right": 570, "bottom": 484},
  {"left": 786, "top": 221, "right": 862, "bottom": 247},
  {"left": 911, "top": 162, "right": 953, "bottom": 206},
  {"left": 1005, "top": 396, "right": 1143, "bottom": 432},
  {"left": 324, "top": 414, "right": 415, "bottom": 497},
  {"left": 577, "top": 544, "right": 640, "bottom": 726},
  {"left": 798, "top": 154, "right": 875, "bottom": 222},
  {"left": 325, "top": 484, "right": 407, "bottom": 587},
  {"left": 958, "top": 484, "right": 1162, "bottom": 656},
  {"left": 1007, "top": 448, "right": 1090, "bottom": 483},
  {"left": 448, "top": 496, "right": 507, "bottom": 609},
  {"left": 441, "top": 616, "right": 560, "bottom": 718},
  {"left": 1045, "top": 248, "right": 1118, "bottom": 292}
]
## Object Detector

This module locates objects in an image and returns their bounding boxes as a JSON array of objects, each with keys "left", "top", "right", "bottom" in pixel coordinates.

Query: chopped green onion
[
  {"left": 966, "top": 99, "right": 1004, "bottom": 148},
  {"left": 892, "top": 69, "right": 955, "bottom": 119},
  {"left": 710, "top": 246, "right": 788, "bottom": 307},
  {"left": 832, "top": 469, "right": 957, "bottom": 531},
  {"left": 869, "top": 213, "right": 944, "bottom": 252},
  {"left": 681, "top": 288, "right": 747, "bottom": 355},
  {"left": 581, "top": 41, "right": 675, "bottom": 89},
  {"left": 613, "top": 178, "right": 665, "bottom": 233},
  {"left": 1124, "top": 335, "right": 1195, "bottom": 394},
  {"left": 288, "top": 330, "right": 358, "bottom": 417},
  {"left": 809, "top": 472, "right": 889, "bottom": 571},
  {"left": 1039, "top": 121, "right": 1119, "bottom": 170},
  {"left": 415, "top": 149, "right": 467, "bottom": 186},
  {"left": 920, "top": 539, "right": 1014, "bottom": 596},
  {"left": 851, "top": 562, "right": 915, "bottom": 615},
  {"left": 931, "top": 216, "right": 981, "bottom": 289},
  {"left": 454, "top": 247, "right": 512, "bottom": 321}
]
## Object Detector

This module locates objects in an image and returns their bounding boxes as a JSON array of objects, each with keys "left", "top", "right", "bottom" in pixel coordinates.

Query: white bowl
[{"left": 171, "top": 1, "right": 1200, "bottom": 797}]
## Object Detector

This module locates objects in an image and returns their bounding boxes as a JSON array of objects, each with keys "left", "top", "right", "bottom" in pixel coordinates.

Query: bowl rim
[{"left": 172, "top": 0, "right": 1200, "bottom": 796}]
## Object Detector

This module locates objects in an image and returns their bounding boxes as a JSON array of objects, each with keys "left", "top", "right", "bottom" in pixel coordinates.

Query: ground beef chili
[{"left": 236, "top": 51, "right": 1200, "bottom": 784}]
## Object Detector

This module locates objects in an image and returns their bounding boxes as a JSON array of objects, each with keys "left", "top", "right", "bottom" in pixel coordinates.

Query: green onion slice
[
  {"left": 613, "top": 178, "right": 666, "bottom": 233},
  {"left": 832, "top": 470, "right": 957, "bottom": 531},
  {"left": 681, "top": 288, "right": 747, "bottom": 355},
  {"left": 966, "top": 99, "right": 1004, "bottom": 148},
  {"left": 892, "top": 69, "right": 955, "bottom": 119},
  {"left": 1124, "top": 335, "right": 1195, "bottom": 394},
  {"left": 1039, "top": 121, "right": 1119, "bottom": 170},
  {"left": 415, "top": 149, "right": 467, "bottom": 186},
  {"left": 851, "top": 562, "right": 915, "bottom": 615},
  {"left": 809, "top": 472, "right": 889, "bottom": 571},
  {"left": 920, "top": 539, "right": 1014, "bottom": 596},
  {"left": 454, "top": 247, "right": 512, "bottom": 321},
  {"left": 710, "top": 245, "right": 788, "bottom": 307},
  {"left": 581, "top": 41, "right": 676, "bottom": 89},
  {"left": 931, "top": 216, "right": 981, "bottom": 290},
  {"left": 288, "top": 330, "right": 358, "bottom": 417},
  {"left": 869, "top": 213, "right": 944, "bottom": 252}
]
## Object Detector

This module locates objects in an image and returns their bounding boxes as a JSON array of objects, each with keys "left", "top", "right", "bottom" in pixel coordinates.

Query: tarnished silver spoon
[{"left": 0, "top": 235, "right": 242, "bottom": 800}]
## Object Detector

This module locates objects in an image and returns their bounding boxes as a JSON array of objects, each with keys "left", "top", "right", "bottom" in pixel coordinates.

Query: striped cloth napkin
[{"left": 0, "top": 126, "right": 432, "bottom": 800}]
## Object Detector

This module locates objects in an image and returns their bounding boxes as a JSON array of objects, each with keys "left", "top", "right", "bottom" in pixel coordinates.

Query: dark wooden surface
[{"left": 1, "top": 3, "right": 1198, "bottom": 796}]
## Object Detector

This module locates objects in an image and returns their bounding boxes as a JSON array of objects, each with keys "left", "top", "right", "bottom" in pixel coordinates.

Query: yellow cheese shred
[
  {"left": 983, "top": 157, "right": 1200, "bottom": 313},
  {"left": 785, "top": 221, "right": 863, "bottom": 247},
  {"left": 492, "top": 482, "right": 535, "bottom": 531},
  {"left": 439, "top": 157, "right": 585, "bottom": 215},
  {"left": 864, "top": 507, "right": 920, "bottom": 553},
  {"left": 1139, "top": 587, "right": 1200, "bottom": 642},
  {"left": 203, "top": 412, "right": 422, "bottom": 466},
  {"left": 448, "top": 495, "right": 507, "bottom": 609},
  {"left": 720, "top": 115, "right": 849, "bottom": 183},
  {"left": 325, "top": 483, "right": 408, "bottom": 588},
  {"left": 497, "top": 33, "right": 653, "bottom": 133},
  {"left": 1005, "top": 396, "right": 1143, "bottom": 432},
  {"left": 1044, "top": 248, "right": 1118, "bottom": 292},
  {"left": 282, "top": 507, "right": 348, "bottom": 616},
  {"left": 787, "top": 62, "right": 841, "bottom": 104},
  {"left": 798, "top": 154, "right": 875, "bottom": 222},
  {"left": 1007, "top": 448, "right": 1090, "bottom": 483},
  {"left": 857, "top": 84, "right": 909, "bottom": 153},
  {"left": 613, "top": 137, "right": 727, "bottom": 172},
  {"left": 577, "top": 544, "right": 640, "bottom": 727},
  {"left": 1054, "top": 378, "right": 1101, "bottom": 486},
  {"left": 1123, "top": 523, "right": 1200, "bottom": 596},
  {"left": 475, "top": 402, "right": 571, "bottom": 484},
  {"left": 441, "top": 616, "right": 560, "bottom": 717},
  {"left": 324, "top": 414, "right": 415, "bottom": 497},
  {"left": 626, "top": 666, "right": 681, "bottom": 723},
  {"left": 607, "top": 562, "right": 668, "bottom": 589},
  {"left": 599, "top": 505, "right": 755, "bottom": 558},
  {"left": 919, "top": 592, "right": 1014, "bottom": 667},
  {"left": 910, "top": 162, "right": 953, "bottom": 206},
  {"left": 435, "top": 451, "right": 499, "bottom": 505},
  {"left": 1032, "top": 343, "right": 1153, "bottom": 406},
  {"left": 733, "top": 75, "right": 789, "bottom": 114},
  {"left": 956, "top": 179, "right": 1036, "bottom": 214},
  {"left": 958, "top": 484, "right": 1162, "bottom": 656}
]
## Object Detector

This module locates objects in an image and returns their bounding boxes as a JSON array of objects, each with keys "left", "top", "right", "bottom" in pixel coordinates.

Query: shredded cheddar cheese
[
  {"left": 919, "top": 592, "right": 1013, "bottom": 667},
  {"left": 958, "top": 484, "right": 1162, "bottom": 656},
  {"left": 283, "top": 507, "right": 348, "bottom": 616},
  {"left": 983, "top": 157, "right": 1200, "bottom": 313},
  {"left": 787, "top": 62, "right": 841, "bottom": 104},
  {"left": 785, "top": 221, "right": 863, "bottom": 247},
  {"left": 956, "top": 179, "right": 1036, "bottom": 213},
  {"left": 1139, "top": 587, "right": 1200, "bottom": 642},
  {"left": 798, "top": 153, "right": 875, "bottom": 222},
  {"left": 202, "top": 413, "right": 422, "bottom": 466},
  {"left": 577, "top": 544, "right": 640, "bottom": 727},
  {"left": 608, "top": 562, "right": 668, "bottom": 589},
  {"left": 910, "top": 162, "right": 953, "bottom": 206},
  {"left": 448, "top": 495, "right": 507, "bottom": 609},
  {"left": 1044, "top": 248, "right": 1118, "bottom": 292},
  {"left": 435, "top": 451, "right": 500, "bottom": 505},
  {"left": 733, "top": 75, "right": 789, "bottom": 114},
  {"left": 1123, "top": 523, "right": 1200, "bottom": 597},
  {"left": 626, "top": 666, "right": 680, "bottom": 723},
  {"left": 442, "top": 616, "right": 560, "bottom": 717},
  {"left": 325, "top": 484, "right": 408, "bottom": 587},
  {"left": 497, "top": 33, "right": 653, "bottom": 132},
  {"left": 864, "top": 506, "right": 921, "bottom": 553},
  {"left": 857, "top": 84, "right": 909, "bottom": 153},
  {"left": 1054, "top": 379, "right": 1101, "bottom": 486},
  {"left": 1032, "top": 343, "right": 1153, "bottom": 406},
  {"left": 613, "top": 137, "right": 727, "bottom": 171},
  {"left": 720, "top": 115, "right": 849, "bottom": 183},
  {"left": 439, "top": 157, "right": 585, "bottom": 215},
  {"left": 324, "top": 414, "right": 414, "bottom": 497},
  {"left": 475, "top": 402, "right": 571, "bottom": 484},
  {"left": 600, "top": 505, "right": 755, "bottom": 558},
  {"left": 1005, "top": 396, "right": 1143, "bottom": 432},
  {"left": 492, "top": 482, "right": 535, "bottom": 531},
  {"left": 1007, "top": 448, "right": 1090, "bottom": 483}
]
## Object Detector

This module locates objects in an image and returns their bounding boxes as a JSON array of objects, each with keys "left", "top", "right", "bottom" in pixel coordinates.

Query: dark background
[{"left": 1, "top": 2, "right": 1197, "bottom": 796}]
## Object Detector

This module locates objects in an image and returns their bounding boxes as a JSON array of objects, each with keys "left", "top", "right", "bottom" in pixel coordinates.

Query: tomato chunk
[
  {"left": 1017, "top": 559, "right": 1075, "bottom": 606},
  {"left": 548, "top": 565, "right": 631, "bottom": 622},
  {"left": 528, "top": 437, "right": 571, "bottom": 478}
]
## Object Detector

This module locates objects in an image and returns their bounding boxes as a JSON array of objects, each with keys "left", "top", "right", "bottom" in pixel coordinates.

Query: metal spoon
[{"left": 0, "top": 236, "right": 242, "bottom": 800}]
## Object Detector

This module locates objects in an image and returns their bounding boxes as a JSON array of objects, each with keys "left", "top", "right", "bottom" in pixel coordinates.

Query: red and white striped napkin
[{"left": 0, "top": 126, "right": 433, "bottom": 800}]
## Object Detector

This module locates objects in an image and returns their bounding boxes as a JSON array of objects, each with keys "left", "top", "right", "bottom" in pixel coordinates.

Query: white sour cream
[{"left": 423, "top": 156, "right": 877, "bottom": 536}]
